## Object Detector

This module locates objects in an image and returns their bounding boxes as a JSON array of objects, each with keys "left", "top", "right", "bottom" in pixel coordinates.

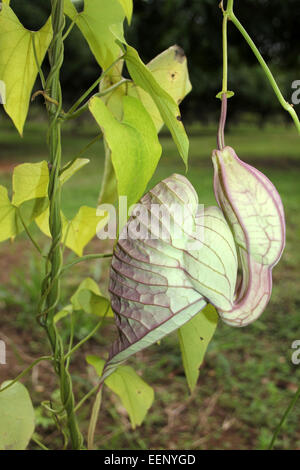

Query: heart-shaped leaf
[
  {"left": 178, "top": 305, "right": 218, "bottom": 392},
  {"left": 64, "top": 0, "right": 126, "bottom": 70},
  {"left": 36, "top": 205, "right": 108, "bottom": 256},
  {"left": 0, "top": 161, "right": 49, "bottom": 242},
  {"left": 89, "top": 95, "right": 162, "bottom": 211},
  {"left": 87, "top": 355, "right": 154, "bottom": 429},
  {"left": 0, "top": 4, "right": 52, "bottom": 135},
  {"left": 0, "top": 381, "right": 35, "bottom": 450},
  {"left": 98, "top": 45, "right": 192, "bottom": 206}
]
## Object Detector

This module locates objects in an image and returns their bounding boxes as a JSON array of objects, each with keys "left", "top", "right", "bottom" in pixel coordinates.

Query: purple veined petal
[
  {"left": 212, "top": 146, "right": 286, "bottom": 326},
  {"left": 105, "top": 173, "right": 238, "bottom": 373}
]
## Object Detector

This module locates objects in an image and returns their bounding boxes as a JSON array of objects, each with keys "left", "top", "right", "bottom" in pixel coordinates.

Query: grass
[{"left": 0, "top": 115, "right": 300, "bottom": 450}]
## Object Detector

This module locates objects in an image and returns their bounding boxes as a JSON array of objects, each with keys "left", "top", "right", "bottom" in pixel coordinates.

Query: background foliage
[{"left": 4, "top": 0, "right": 300, "bottom": 124}]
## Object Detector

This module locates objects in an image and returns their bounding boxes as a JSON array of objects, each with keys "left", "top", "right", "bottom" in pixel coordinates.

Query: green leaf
[
  {"left": 98, "top": 45, "right": 192, "bottom": 205},
  {"left": 71, "top": 277, "right": 113, "bottom": 317},
  {"left": 66, "top": 206, "right": 108, "bottom": 256},
  {"left": 119, "top": 43, "right": 189, "bottom": 168},
  {"left": 36, "top": 205, "right": 108, "bottom": 256},
  {"left": 87, "top": 356, "right": 154, "bottom": 429},
  {"left": 0, "top": 381, "right": 35, "bottom": 450},
  {"left": 128, "top": 45, "right": 192, "bottom": 132},
  {"left": 0, "top": 4, "right": 52, "bottom": 135},
  {"left": 89, "top": 95, "right": 162, "bottom": 210},
  {"left": 54, "top": 304, "right": 73, "bottom": 324},
  {"left": 0, "top": 162, "right": 49, "bottom": 242},
  {"left": 12, "top": 161, "right": 49, "bottom": 207},
  {"left": 178, "top": 305, "right": 218, "bottom": 393},
  {"left": 64, "top": 0, "right": 78, "bottom": 18},
  {"left": 64, "top": 0, "right": 126, "bottom": 70},
  {"left": 60, "top": 158, "right": 90, "bottom": 185},
  {"left": 117, "top": 0, "right": 133, "bottom": 24},
  {"left": 0, "top": 186, "right": 17, "bottom": 242}
]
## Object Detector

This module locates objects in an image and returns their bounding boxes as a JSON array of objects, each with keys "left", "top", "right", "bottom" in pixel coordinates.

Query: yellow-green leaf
[
  {"left": 129, "top": 45, "right": 192, "bottom": 132},
  {"left": 36, "top": 205, "right": 108, "bottom": 256},
  {"left": 87, "top": 356, "right": 154, "bottom": 429},
  {"left": 60, "top": 158, "right": 90, "bottom": 185},
  {"left": 178, "top": 305, "right": 218, "bottom": 393},
  {"left": 54, "top": 304, "right": 73, "bottom": 324},
  {"left": 89, "top": 95, "right": 162, "bottom": 211},
  {"left": 64, "top": 0, "right": 126, "bottom": 70},
  {"left": 0, "top": 162, "right": 49, "bottom": 242},
  {"left": 12, "top": 161, "right": 49, "bottom": 207},
  {"left": 0, "top": 381, "right": 35, "bottom": 450},
  {"left": 120, "top": 43, "right": 189, "bottom": 168},
  {"left": 117, "top": 0, "right": 133, "bottom": 24},
  {"left": 0, "top": 4, "right": 52, "bottom": 135},
  {"left": 71, "top": 277, "right": 113, "bottom": 317},
  {"left": 98, "top": 45, "right": 192, "bottom": 205},
  {"left": 0, "top": 186, "right": 17, "bottom": 242}
]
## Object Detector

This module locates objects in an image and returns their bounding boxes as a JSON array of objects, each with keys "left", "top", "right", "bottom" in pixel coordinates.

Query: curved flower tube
[{"left": 212, "top": 146, "right": 286, "bottom": 326}]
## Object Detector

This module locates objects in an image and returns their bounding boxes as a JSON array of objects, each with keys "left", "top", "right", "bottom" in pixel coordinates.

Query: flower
[{"left": 212, "top": 146, "right": 285, "bottom": 326}]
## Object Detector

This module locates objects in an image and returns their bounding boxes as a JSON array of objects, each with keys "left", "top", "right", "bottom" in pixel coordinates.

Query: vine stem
[
  {"left": 87, "top": 383, "right": 103, "bottom": 450},
  {"left": 217, "top": 4, "right": 229, "bottom": 150},
  {"left": 268, "top": 384, "right": 300, "bottom": 449},
  {"left": 65, "top": 54, "right": 125, "bottom": 117},
  {"left": 0, "top": 356, "right": 52, "bottom": 393},
  {"left": 40, "top": 0, "right": 83, "bottom": 450},
  {"left": 61, "top": 252, "right": 113, "bottom": 273},
  {"left": 63, "top": 78, "right": 130, "bottom": 121},
  {"left": 226, "top": 0, "right": 300, "bottom": 134},
  {"left": 15, "top": 206, "right": 44, "bottom": 256}
]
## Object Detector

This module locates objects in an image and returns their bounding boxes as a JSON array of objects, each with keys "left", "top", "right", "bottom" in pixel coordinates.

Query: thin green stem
[
  {"left": 87, "top": 384, "right": 103, "bottom": 450},
  {"left": 227, "top": 0, "right": 234, "bottom": 13},
  {"left": 74, "top": 384, "right": 99, "bottom": 413},
  {"left": 15, "top": 206, "right": 44, "bottom": 256},
  {"left": 0, "top": 356, "right": 52, "bottom": 393},
  {"left": 63, "top": 78, "right": 130, "bottom": 121},
  {"left": 268, "top": 384, "right": 300, "bottom": 449},
  {"left": 62, "top": 15, "right": 78, "bottom": 41},
  {"left": 221, "top": 10, "right": 228, "bottom": 95},
  {"left": 217, "top": 6, "right": 229, "bottom": 150},
  {"left": 226, "top": 1, "right": 300, "bottom": 134},
  {"left": 31, "top": 32, "right": 46, "bottom": 90},
  {"left": 31, "top": 435, "right": 49, "bottom": 451},
  {"left": 66, "top": 313, "right": 75, "bottom": 370},
  {"left": 59, "top": 135, "right": 102, "bottom": 176},
  {"left": 40, "top": 0, "right": 84, "bottom": 450},
  {"left": 62, "top": 253, "right": 113, "bottom": 273},
  {"left": 65, "top": 307, "right": 109, "bottom": 361},
  {"left": 65, "top": 55, "right": 125, "bottom": 116}
]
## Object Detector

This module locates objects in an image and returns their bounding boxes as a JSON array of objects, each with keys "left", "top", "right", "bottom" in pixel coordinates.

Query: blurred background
[{"left": 0, "top": 0, "right": 300, "bottom": 450}]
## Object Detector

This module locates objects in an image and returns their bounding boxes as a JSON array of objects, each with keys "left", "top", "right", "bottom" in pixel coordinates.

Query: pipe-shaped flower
[
  {"left": 106, "top": 174, "right": 238, "bottom": 370},
  {"left": 212, "top": 146, "right": 285, "bottom": 327}
]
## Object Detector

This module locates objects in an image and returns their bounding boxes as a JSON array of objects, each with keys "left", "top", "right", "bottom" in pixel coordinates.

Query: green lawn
[{"left": 0, "top": 116, "right": 300, "bottom": 450}]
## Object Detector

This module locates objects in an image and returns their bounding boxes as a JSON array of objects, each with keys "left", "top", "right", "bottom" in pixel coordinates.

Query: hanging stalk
[
  {"left": 39, "top": 0, "right": 83, "bottom": 449},
  {"left": 217, "top": 3, "right": 229, "bottom": 150},
  {"left": 225, "top": 0, "right": 300, "bottom": 134}
]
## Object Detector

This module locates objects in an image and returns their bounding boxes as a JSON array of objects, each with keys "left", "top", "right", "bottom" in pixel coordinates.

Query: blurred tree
[{"left": 5, "top": 0, "right": 300, "bottom": 124}]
